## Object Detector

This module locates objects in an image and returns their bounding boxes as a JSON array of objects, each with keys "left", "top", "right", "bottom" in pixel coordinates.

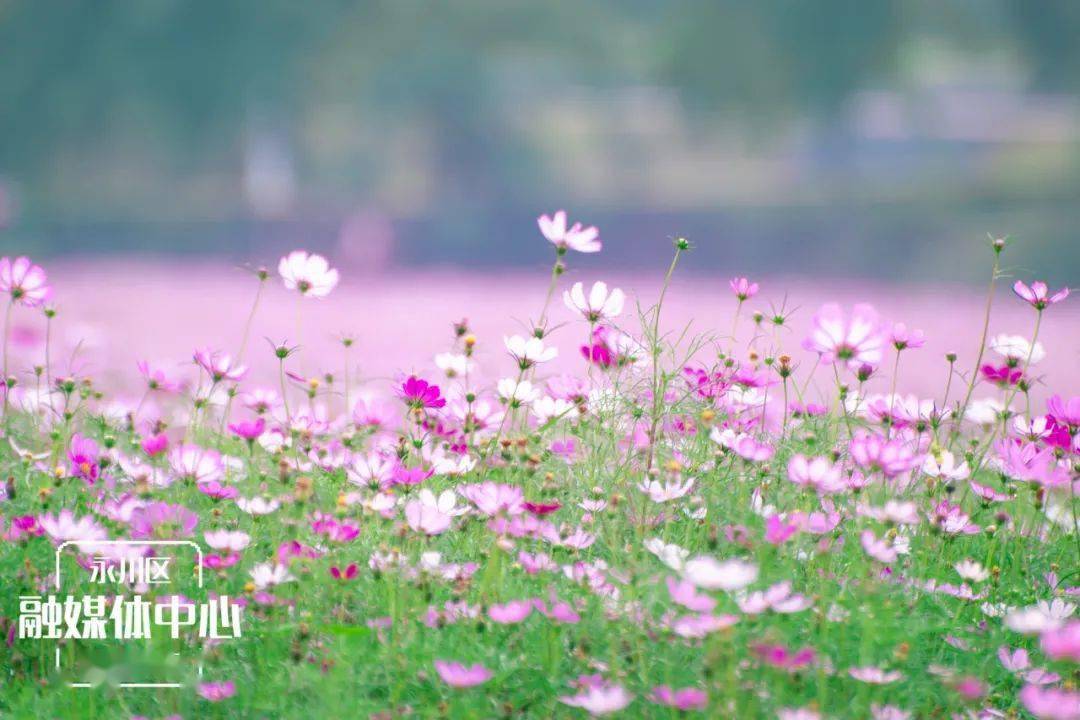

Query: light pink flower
[
  {"left": 1019, "top": 684, "right": 1080, "bottom": 720},
  {"left": 804, "top": 303, "right": 883, "bottom": 369},
  {"left": 1013, "top": 280, "right": 1069, "bottom": 310},
  {"left": 683, "top": 556, "right": 758, "bottom": 591},
  {"left": 433, "top": 660, "right": 492, "bottom": 688},
  {"left": 849, "top": 666, "right": 903, "bottom": 684},
  {"left": 787, "top": 455, "right": 844, "bottom": 494},
  {"left": 860, "top": 530, "right": 898, "bottom": 563},
  {"left": 538, "top": 210, "right": 601, "bottom": 253},
  {"left": 1042, "top": 621, "right": 1080, "bottom": 663},
  {"left": 559, "top": 684, "right": 632, "bottom": 715},
  {"left": 666, "top": 577, "right": 717, "bottom": 613},
  {"left": 0, "top": 256, "right": 51, "bottom": 306},
  {"left": 488, "top": 600, "right": 533, "bottom": 624},
  {"left": 278, "top": 250, "right": 339, "bottom": 297},
  {"left": 197, "top": 680, "right": 236, "bottom": 701},
  {"left": 729, "top": 277, "right": 759, "bottom": 301},
  {"left": 404, "top": 499, "right": 452, "bottom": 535},
  {"left": 193, "top": 348, "right": 248, "bottom": 383},
  {"left": 169, "top": 444, "right": 224, "bottom": 485}
]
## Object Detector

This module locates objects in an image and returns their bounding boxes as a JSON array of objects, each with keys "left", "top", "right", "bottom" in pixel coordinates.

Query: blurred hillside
[{"left": 1, "top": 0, "right": 1079, "bottom": 281}]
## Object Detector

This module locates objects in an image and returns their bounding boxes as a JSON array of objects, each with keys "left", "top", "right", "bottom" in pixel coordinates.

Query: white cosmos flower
[
  {"left": 644, "top": 538, "right": 690, "bottom": 571},
  {"left": 1012, "top": 415, "right": 1051, "bottom": 440},
  {"left": 250, "top": 562, "right": 294, "bottom": 589},
  {"left": 531, "top": 396, "right": 579, "bottom": 423},
  {"left": 204, "top": 530, "right": 251, "bottom": 552},
  {"left": 563, "top": 281, "right": 625, "bottom": 322},
  {"left": 278, "top": 250, "right": 339, "bottom": 298},
  {"left": 921, "top": 451, "right": 970, "bottom": 481},
  {"left": 989, "top": 334, "right": 1045, "bottom": 365},
  {"left": 638, "top": 477, "right": 695, "bottom": 503},
  {"left": 417, "top": 488, "right": 469, "bottom": 516},
  {"left": 236, "top": 496, "right": 281, "bottom": 515},
  {"left": 497, "top": 378, "right": 540, "bottom": 405},
  {"left": 504, "top": 335, "right": 558, "bottom": 369},
  {"left": 683, "top": 556, "right": 758, "bottom": 591},
  {"left": 434, "top": 352, "right": 473, "bottom": 378},
  {"left": 965, "top": 398, "right": 1008, "bottom": 425},
  {"left": 954, "top": 559, "right": 990, "bottom": 583}
]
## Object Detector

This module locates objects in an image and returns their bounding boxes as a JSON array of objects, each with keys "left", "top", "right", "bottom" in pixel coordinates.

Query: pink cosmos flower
[
  {"left": 649, "top": 685, "right": 707, "bottom": 711},
  {"left": 141, "top": 433, "right": 168, "bottom": 456},
  {"left": 197, "top": 681, "right": 236, "bottom": 701},
  {"left": 0, "top": 256, "right": 51, "bottom": 306},
  {"left": 136, "top": 360, "right": 181, "bottom": 393},
  {"left": 38, "top": 510, "right": 108, "bottom": 548},
  {"left": 564, "top": 281, "right": 625, "bottom": 322},
  {"left": 228, "top": 417, "right": 265, "bottom": 441},
  {"left": 193, "top": 348, "right": 248, "bottom": 383},
  {"left": 433, "top": 660, "right": 492, "bottom": 688},
  {"left": 404, "top": 499, "right": 452, "bottom": 535},
  {"left": 538, "top": 210, "right": 601, "bottom": 253},
  {"left": 1013, "top": 280, "right": 1069, "bottom": 310},
  {"left": 861, "top": 530, "right": 898, "bottom": 563},
  {"left": 488, "top": 600, "right": 533, "bottom": 624},
  {"left": 889, "top": 322, "right": 925, "bottom": 350},
  {"left": 732, "top": 434, "right": 775, "bottom": 462},
  {"left": 458, "top": 482, "right": 525, "bottom": 516},
  {"left": 787, "top": 455, "right": 844, "bottom": 494},
  {"left": 559, "top": 684, "right": 632, "bottom": 715},
  {"left": 398, "top": 375, "right": 446, "bottom": 410},
  {"left": 169, "top": 444, "right": 224, "bottom": 485},
  {"left": 969, "top": 480, "right": 1010, "bottom": 503},
  {"left": 765, "top": 514, "right": 799, "bottom": 545},
  {"left": 729, "top": 277, "right": 759, "bottom": 301},
  {"left": 683, "top": 556, "right": 758, "bottom": 591},
  {"left": 67, "top": 433, "right": 101, "bottom": 485},
  {"left": 1041, "top": 621, "right": 1080, "bottom": 662},
  {"left": 752, "top": 643, "right": 816, "bottom": 671},
  {"left": 666, "top": 577, "right": 717, "bottom": 613},
  {"left": 803, "top": 303, "right": 884, "bottom": 369},
  {"left": 1047, "top": 395, "right": 1080, "bottom": 430},
  {"left": 738, "top": 581, "right": 812, "bottom": 615},
  {"left": 849, "top": 666, "right": 903, "bottom": 684},
  {"left": 849, "top": 431, "right": 917, "bottom": 478},
  {"left": 998, "top": 646, "right": 1031, "bottom": 672},
  {"left": 129, "top": 502, "right": 198, "bottom": 539},
  {"left": 278, "top": 250, "right": 339, "bottom": 297},
  {"left": 1019, "top": 684, "right": 1080, "bottom": 720}
]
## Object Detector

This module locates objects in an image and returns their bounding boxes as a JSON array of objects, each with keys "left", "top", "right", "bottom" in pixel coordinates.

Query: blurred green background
[{"left": 1, "top": 0, "right": 1079, "bottom": 281}]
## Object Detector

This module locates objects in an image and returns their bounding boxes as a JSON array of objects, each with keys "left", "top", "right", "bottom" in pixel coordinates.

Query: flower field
[{"left": 0, "top": 218, "right": 1077, "bottom": 719}]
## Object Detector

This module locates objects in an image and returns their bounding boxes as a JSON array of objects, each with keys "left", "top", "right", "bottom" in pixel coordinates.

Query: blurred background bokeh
[{"left": 1, "top": 0, "right": 1079, "bottom": 281}]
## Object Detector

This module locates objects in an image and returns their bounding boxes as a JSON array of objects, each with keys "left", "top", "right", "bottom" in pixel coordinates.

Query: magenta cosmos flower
[
  {"left": 228, "top": 417, "right": 266, "bottom": 441},
  {"left": 537, "top": 210, "right": 601, "bottom": 253},
  {"left": 433, "top": 660, "right": 492, "bottom": 688},
  {"left": 0, "top": 256, "right": 51, "bottom": 307},
  {"left": 278, "top": 250, "right": 339, "bottom": 297},
  {"left": 1013, "top": 280, "right": 1069, "bottom": 310},
  {"left": 729, "top": 277, "right": 759, "bottom": 301},
  {"left": 193, "top": 348, "right": 248, "bottom": 383},
  {"left": 67, "top": 433, "right": 101, "bottom": 485},
  {"left": 398, "top": 375, "right": 446, "bottom": 410},
  {"left": 803, "top": 303, "right": 884, "bottom": 369}
]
